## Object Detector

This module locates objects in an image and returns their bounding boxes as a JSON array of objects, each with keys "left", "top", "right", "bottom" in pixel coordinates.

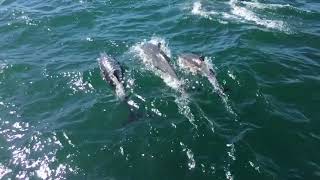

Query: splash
[
  {"left": 148, "top": 37, "right": 172, "bottom": 58},
  {"left": 191, "top": 1, "right": 215, "bottom": 20},
  {"left": 114, "top": 83, "right": 126, "bottom": 100},
  {"left": 131, "top": 37, "right": 182, "bottom": 90},
  {"left": 180, "top": 142, "right": 196, "bottom": 170}
]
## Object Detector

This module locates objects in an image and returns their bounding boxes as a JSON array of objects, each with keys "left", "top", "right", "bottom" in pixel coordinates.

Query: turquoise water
[{"left": 1, "top": 0, "right": 320, "bottom": 179}]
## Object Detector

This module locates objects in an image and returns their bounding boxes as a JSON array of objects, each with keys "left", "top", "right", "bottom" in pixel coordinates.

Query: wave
[
  {"left": 191, "top": 0, "right": 289, "bottom": 32},
  {"left": 241, "top": 0, "right": 311, "bottom": 14},
  {"left": 229, "top": 0, "right": 286, "bottom": 30}
]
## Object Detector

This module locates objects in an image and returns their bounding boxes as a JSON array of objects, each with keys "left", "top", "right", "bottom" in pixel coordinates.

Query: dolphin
[
  {"left": 178, "top": 53, "right": 225, "bottom": 95},
  {"left": 99, "top": 53, "right": 142, "bottom": 123},
  {"left": 98, "top": 53, "right": 126, "bottom": 100},
  {"left": 140, "top": 43, "right": 179, "bottom": 81}
]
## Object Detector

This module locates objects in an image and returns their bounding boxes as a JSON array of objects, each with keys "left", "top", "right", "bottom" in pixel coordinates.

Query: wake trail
[
  {"left": 175, "top": 88, "right": 198, "bottom": 130},
  {"left": 207, "top": 75, "right": 237, "bottom": 119}
]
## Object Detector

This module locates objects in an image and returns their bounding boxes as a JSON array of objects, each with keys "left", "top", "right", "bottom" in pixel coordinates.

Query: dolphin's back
[
  {"left": 141, "top": 43, "right": 178, "bottom": 79},
  {"left": 179, "top": 53, "right": 216, "bottom": 77},
  {"left": 180, "top": 53, "right": 201, "bottom": 61},
  {"left": 99, "top": 53, "right": 123, "bottom": 83},
  {"left": 179, "top": 54, "right": 203, "bottom": 67}
]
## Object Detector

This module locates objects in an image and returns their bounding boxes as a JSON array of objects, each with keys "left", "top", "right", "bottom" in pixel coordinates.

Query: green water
[{"left": 1, "top": 0, "right": 320, "bottom": 179}]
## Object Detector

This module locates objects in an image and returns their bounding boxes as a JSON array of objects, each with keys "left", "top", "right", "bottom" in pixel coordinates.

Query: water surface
[{"left": 0, "top": 0, "right": 320, "bottom": 179}]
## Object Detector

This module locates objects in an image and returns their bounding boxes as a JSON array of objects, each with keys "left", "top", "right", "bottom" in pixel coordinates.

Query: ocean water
[{"left": 0, "top": 0, "right": 320, "bottom": 179}]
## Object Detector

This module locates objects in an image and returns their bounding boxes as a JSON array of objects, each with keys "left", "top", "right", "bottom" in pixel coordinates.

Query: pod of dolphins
[{"left": 98, "top": 41, "right": 227, "bottom": 121}]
